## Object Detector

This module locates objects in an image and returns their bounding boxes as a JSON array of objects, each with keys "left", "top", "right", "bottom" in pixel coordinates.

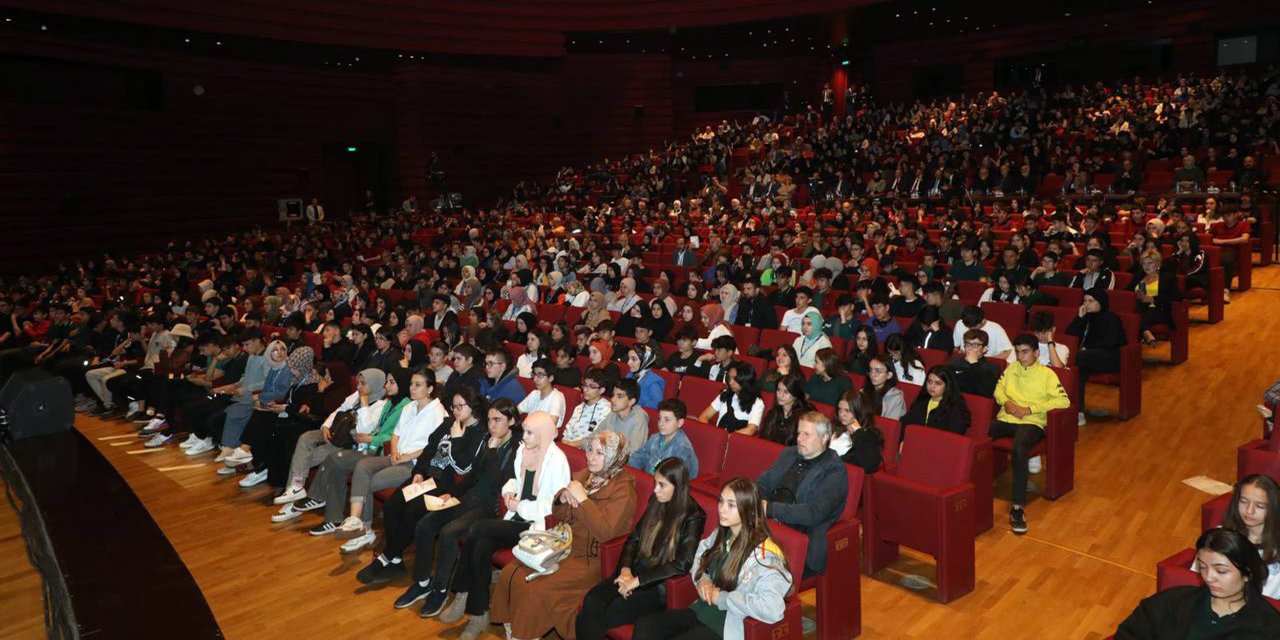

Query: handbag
[
  {"left": 512, "top": 522, "right": 573, "bottom": 581},
  {"left": 328, "top": 409, "right": 359, "bottom": 449}
]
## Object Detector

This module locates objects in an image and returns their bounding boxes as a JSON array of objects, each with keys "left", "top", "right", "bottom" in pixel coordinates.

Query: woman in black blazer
[
  {"left": 1116, "top": 528, "right": 1280, "bottom": 639},
  {"left": 898, "top": 366, "right": 972, "bottom": 440},
  {"left": 575, "top": 457, "right": 706, "bottom": 640},
  {"left": 1129, "top": 253, "right": 1183, "bottom": 345}
]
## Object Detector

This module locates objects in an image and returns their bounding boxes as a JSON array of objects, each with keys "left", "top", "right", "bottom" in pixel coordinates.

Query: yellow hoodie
[{"left": 993, "top": 361, "right": 1071, "bottom": 428}]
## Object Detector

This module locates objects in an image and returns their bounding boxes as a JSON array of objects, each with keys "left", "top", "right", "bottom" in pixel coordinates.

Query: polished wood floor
[{"left": 4, "top": 268, "right": 1279, "bottom": 639}]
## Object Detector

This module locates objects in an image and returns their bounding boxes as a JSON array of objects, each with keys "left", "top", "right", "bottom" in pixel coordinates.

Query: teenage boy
[
  {"left": 780, "top": 287, "right": 819, "bottom": 333},
  {"left": 694, "top": 335, "right": 738, "bottom": 383},
  {"left": 947, "top": 329, "right": 1003, "bottom": 398},
  {"left": 562, "top": 369, "right": 613, "bottom": 447},
  {"left": 517, "top": 359, "right": 567, "bottom": 428},
  {"left": 550, "top": 342, "right": 582, "bottom": 388},
  {"left": 629, "top": 398, "right": 700, "bottom": 477},
  {"left": 479, "top": 348, "right": 524, "bottom": 404},
  {"left": 663, "top": 326, "right": 701, "bottom": 375},
  {"left": 596, "top": 378, "right": 647, "bottom": 454},
  {"left": 991, "top": 334, "right": 1071, "bottom": 535}
]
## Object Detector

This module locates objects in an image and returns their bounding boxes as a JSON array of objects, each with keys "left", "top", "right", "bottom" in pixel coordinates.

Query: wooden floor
[{"left": 4, "top": 267, "right": 1280, "bottom": 639}]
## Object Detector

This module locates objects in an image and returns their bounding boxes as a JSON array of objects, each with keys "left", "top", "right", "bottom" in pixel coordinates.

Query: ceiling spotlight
[
  {"left": 40, "top": 24, "right": 47, "bottom": 30},
  {"left": 1064, "top": 12, "right": 1071, "bottom": 17},
  {"left": 354, "top": 57, "right": 359, "bottom": 61},
  {"left": 216, "top": 41, "right": 222, "bottom": 46},
  {"left": 184, "top": 38, "right": 191, "bottom": 43}
]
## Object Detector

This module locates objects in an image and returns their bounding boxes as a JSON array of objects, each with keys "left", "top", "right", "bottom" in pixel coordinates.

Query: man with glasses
[
  {"left": 990, "top": 334, "right": 1071, "bottom": 535},
  {"left": 562, "top": 369, "right": 613, "bottom": 447},
  {"left": 947, "top": 329, "right": 1002, "bottom": 398},
  {"left": 478, "top": 348, "right": 523, "bottom": 404},
  {"left": 517, "top": 359, "right": 566, "bottom": 428}
]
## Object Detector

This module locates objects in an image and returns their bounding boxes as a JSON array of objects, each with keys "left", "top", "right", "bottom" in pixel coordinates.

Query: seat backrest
[
  {"left": 898, "top": 382, "right": 921, "bottom": 408},
  {"left": 980, "top": 302, "right": 1026, "bottom": 335},
  {"left": 555, "top": 385, "right": 583, "bottom": 420},
  {"left": 677, "top": 377, "right": 724, "bottom": 415},
  {"left": 626, "top": 467, "right": 654, "bottom": 526},
  {"left": 759, "top": 328, "right": 795, "bottom": 352},
  {"left": 643, "top": 407, "right": 660, "bottom": 434},
  {"left": 839, "top": 464, "right": 865, "bottom": 521},
  {"left": 739, "top": 354, "right": 768, "bottom": 379},
  {"left": 730, "top": 325, "right": 761, "bottom": 350},
  {"left": 656, "top": 369, "right": 682, "bottom": 399},
  {"left": 684, "top": 420, "right": 729, "bottom": 477},
  {"left": 721, "top": 433, "right": 784, "bottom": 480},
  {"left": 1241, "top": 448, "right": 1280, "bottom": 483},
  {"left": 559, "top": 442, "right": 587, "bottom": 472},
  {"left": 766, "top": 520, "right": 810, "bottom": 589},
  {"left": 691, "top": 489, "right": 720, "bottom": 537},
  {"left": 897, "top": 425, "right": 976, "bottom": 487},
  {"left": 873, "top": 417, "right": 901, "bottom": 468},
  {"left": 961, "top": 393, "right": 994, "bottom": 439}
]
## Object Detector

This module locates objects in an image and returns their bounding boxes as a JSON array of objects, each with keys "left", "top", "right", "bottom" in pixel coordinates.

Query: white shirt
[
  {"left": 515, "top": 353, "right": 538, "bottom": 379},
  {"left": 1006, "top": 342, "right": 1070, "bottom": 367},
  {"left": 780, "top": 306, "right": 818, "bottom": 333},
  {"left": 306, "top": 204, "right": 325, "bottom": 221},
  {"left": 608, "top": 294, "right": 640, "bottom": 314},
  {"left": 710, "top": 394, "right": 766, "bottom": 428},
  {"left": 953, "top": 319, "right": 1013, "bottom": 355},
  {"left": 793, "top": 334, "right": 832, "bottom": 367},
  {"left": 393, "top": 398, "right": 446, "bottom": 456},
  {"left": 695, "top": 323, "right": 734, "bottom": 352},
  {"left": 894, "top": 360, "right": 927, "bottom": 386},
  {"left": 569, "top": 291, "right": 590, "bottom": 307},
  {"left": 501, "top": 445, "right": 572, "bottom": 530},
  {"left": 322, "top": 391, "right": 387, "bottom": 435},
  {"left": 562, "top": 398, "right": 612, "bottom": 441},
  {"left": 518, "top": 388, "right": 567, "bottom": 427}
]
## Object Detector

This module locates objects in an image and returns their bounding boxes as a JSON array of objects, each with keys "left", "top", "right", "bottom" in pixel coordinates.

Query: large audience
[{"left": 2, "top": 66, "right": 1279, "bottom": 639}]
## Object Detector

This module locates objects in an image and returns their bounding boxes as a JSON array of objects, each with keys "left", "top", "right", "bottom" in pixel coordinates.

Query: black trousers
[
  {"left": 456, "top": 518, "right": 530, "bottom": 616},
  {"left": 51, "top": 357, "right": 96, "bottom": 398},
  {"left": 164, "top": 384, "right": 212, "bottom": 431},
  {"left": 265, "top": 421, "right": 318, "bottom": 488},
  {"left": 383, "top": 497, "right": 492, "bottom": 586},
  {"left": 988, "top": 420, "right": 1045, "bottom": 507},
  {"left": 633, "top": 608, "right": 720, "bottom": 640},
  {"left": 576, "top": 577, "right": 667, "bottom": 640},
  {"left": 184, "top": 397, "right": 232, "bottom": 440},
  {"left": 107, "top": 369, "right": 154, "bottom": 406},
  {"left": 241, "top": 410, "right": 282, "bottom": 471},
  {"left": 1074, "top": 348, "right": 1120, "bottom": 409}
]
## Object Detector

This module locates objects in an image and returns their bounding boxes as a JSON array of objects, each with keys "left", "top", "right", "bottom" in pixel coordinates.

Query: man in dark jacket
[
  {"left": 756, "top": 411, "right": 849, "bottom": 577},
  {"left": 732, "top": 281, "right": 778, "bottom": 329}
]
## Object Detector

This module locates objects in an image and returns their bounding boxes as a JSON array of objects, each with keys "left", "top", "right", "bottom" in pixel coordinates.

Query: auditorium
[{"left": 2, "top": 1, "right": 1280, "bottom": 638}]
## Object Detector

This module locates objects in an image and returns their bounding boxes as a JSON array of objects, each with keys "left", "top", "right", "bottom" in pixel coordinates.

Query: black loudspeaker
[{"left": 0, "top": 368, "right": 73, "bottom": 442}]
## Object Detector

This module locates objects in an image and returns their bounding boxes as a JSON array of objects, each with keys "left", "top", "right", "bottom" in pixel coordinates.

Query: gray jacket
[{"left": 691, "top": 533, "right": 792, "bottom": 640}]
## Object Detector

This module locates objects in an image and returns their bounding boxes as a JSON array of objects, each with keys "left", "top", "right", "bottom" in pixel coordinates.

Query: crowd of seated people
[{"left": 0, "top": 67, "right": 1275, "bottom": 636}]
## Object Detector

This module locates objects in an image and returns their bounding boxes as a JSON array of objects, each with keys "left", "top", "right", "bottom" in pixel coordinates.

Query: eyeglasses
[
  {"left": 582, "top": 383, "right": 602, "bottom": 390},
  {"left": 533, "top": 371, "right": 549, "bottom": 378},
  {"left": 484, "top": 360, "right": 502, "bottom": 367},
  {"left": 868, "top": 367, "right": 889, "bottom": 374},
  {"left": 451, "top": 403, "right": 469, "bottom": 410},
  {"left": 964, "top": 342, "right": 987, "bottom": 349}
]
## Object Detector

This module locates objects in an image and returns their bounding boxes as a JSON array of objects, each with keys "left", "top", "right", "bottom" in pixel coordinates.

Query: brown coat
[{"left": 491, "top": 469, "right": 637, "bottom": 640}]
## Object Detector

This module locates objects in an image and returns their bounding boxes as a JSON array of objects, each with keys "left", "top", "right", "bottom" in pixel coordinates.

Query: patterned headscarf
[
  {"left": 584, "top": 430, "right": 629, "bottom": 495},
  {"left": 287, "top": 346, "right": 318, "bottom": 386}
]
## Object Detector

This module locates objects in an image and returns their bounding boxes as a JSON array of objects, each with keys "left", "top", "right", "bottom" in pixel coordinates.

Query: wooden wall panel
[{"left": 0, "top": 31, "right": 394, "bottom": 269}]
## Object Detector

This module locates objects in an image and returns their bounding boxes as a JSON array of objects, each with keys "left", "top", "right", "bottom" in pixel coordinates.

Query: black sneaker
[
  {"left": 295, "top": 498, "right": 326, "bottom": 512},
  {"left": 419, "top": 587, "right": 450, "bottom": 618},
  {"left": 1010, "top": 508, "right": 1028, "bottom": 535},
  {"left": 309, "top": 522, "right": 339, "bottom": 536},
  {"left": 356, "top": 557, "right": 405, "bottom": 585},
  {"left": 394, "top": 581, "right": 431, "bottom": 609}
]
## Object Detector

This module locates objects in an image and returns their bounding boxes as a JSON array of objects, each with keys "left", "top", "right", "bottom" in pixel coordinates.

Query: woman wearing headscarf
[
  {"left": 584, "top": 290, "right": 611, "bottom": 329},
  {"left": 791, "top": 309, "right": 833, "bottom": 368},
  {"left": 651, "top": 278, "right": 678, "bottom": 317},
  {"left": 718, "top": 284, "right": 741, "bottom": 327},
  {"left": 446, "top": 411, "right": 572, "bottom": 639},
  {"left": 455, "top": 266, "right": 483, "bottom": 309},
  {"left": 673, "top": 301, "right": 705, "bottom": 340},
  {"left": 648, "top": 299, "right": 674, "bottom": 344},
  {"left": 587, "top": 338, "right": 623, "bottom": 386},
  {"left": 219, "top": 339, "right": 294, "bottom": 472},
  {"left": 503, "top": 284, "right": 534, "bottom": 321},
  {"left": 1066, "top": 287, "right": 1127, "bottom": 425},
  {"left": 694, "top": 303, "right": 734, "bottom": 352},
  {"left": 542, "top": 271, "right": 567, "bottom": 305},
  {"left": 490, "top": 431, "right": 637, "bottom": 640},
  {"left": 258, "top": 360, "right": 352, "bottom": 494},
  {"left": 512, "top": 311, "right": 539, "bottom": 346},
  {"left": 304, "top": 367, "right": 411, "bottom": 537},
  {"left": 565, "top": 280, "right": 590, "bottom": 307},
  {"left": 626, "top": 343, "right": 666, "bottom": 410},
  {"left": 273, "top": 367, "right": 384, "bottom": 508},
  {"left": 234, "top": 346, "right": 321, "bottom": 487}
]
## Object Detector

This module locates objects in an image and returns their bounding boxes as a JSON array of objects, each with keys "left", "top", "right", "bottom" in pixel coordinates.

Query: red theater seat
[
  {"left": 864, "top": 425, "right": 977, "bottom": 603},
  {"left": 677, "top": 377, "right": 724, "bottom": 415}
]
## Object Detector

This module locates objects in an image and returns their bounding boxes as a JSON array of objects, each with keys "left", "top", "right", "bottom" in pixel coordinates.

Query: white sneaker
[
  {"left": 223, "top": 449, "right": 253, "bottom": 467},
  {"left": 144, "top": 433, "right": 172, "bottom": 448},
  {"left": 340, "top": 530, "right": 377, "bottom": 553},
  {"left": 271, "top": 503, "right": 303, "bottom": 523},
  {"left": 138, "top": 418, "right": 167, "bottom": 435},
  {"left": 185, "top": 438, "right": 215, "bottom": 456},
  {"left": 1077, "top": 412, "right": 1086, "bottom": 427},
  {"left": 338, "top": 516, "right": 364, "bottom": 534},
  {"left": 238, "top": 469, "right": 269, "bottom": 488},
  {"left": 214, "top": 447, "right": 232, "bottom": 463},
  {"left": 273, "top": 487, "right": 307, "bottom": 505},
  {"left": 128, "top": 400, "right": 141, "bottom": 415},
  {"left": 178, "top": 434, "right": 199, "bottom": 449},
  {"left": 216, "top": 465, "right": 238, "bottom": 476},
  {"left": 1028, "top": 456, "right": 1043, "bottom": 474}
]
